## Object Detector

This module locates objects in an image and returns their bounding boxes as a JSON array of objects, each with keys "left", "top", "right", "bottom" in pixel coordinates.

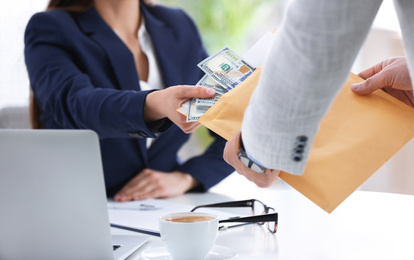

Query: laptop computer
[{"left": 0, "top": 129, "right": 149, "bottom": 260}]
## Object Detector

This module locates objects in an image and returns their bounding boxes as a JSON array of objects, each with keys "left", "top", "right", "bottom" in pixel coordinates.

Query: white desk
[{"left": 112, "top": 173, "right": 414, "bottom": 260}]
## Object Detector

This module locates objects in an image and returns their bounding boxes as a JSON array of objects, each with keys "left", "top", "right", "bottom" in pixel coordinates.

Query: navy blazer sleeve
[{"left": 25, "top": 11, "right": 160, "bottom": 139}]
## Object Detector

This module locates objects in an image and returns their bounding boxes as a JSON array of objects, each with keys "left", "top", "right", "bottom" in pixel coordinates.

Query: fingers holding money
[
  {"left": 182, "top": 47, "right": 256, "bottom": 123},
  {"left": 144, "top": 85, "right": 216, "bottom": 133},
  {"left": 174, "top": 111, "right": 201, "bottom": 133},
  {"left": 169, "top": 85, "right": 216, "bottom": 101},
  {"left": 170, "top": 85, "right": 216, "bottom": 132}
]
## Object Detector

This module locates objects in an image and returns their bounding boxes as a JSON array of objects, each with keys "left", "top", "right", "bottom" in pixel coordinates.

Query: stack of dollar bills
[{"left": 182, "top": 46, "right": 256, "bottom": 122}]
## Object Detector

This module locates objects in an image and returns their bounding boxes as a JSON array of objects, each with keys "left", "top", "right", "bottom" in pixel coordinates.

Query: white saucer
[{"left": 142, "top": 244, "right": 237, "bottom": 260}]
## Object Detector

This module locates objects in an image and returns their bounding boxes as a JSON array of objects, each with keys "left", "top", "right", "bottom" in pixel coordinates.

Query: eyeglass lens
[
  {"left": 265, "top": 207, "right": 277, "bottom": 233},
  {"left": 252, "top": 200, "right": 264, "bottom": 215},
  {"left": 252, "top": 200, "right": 277, "bottom": 229},
  {"left": 267, "top": 220, "right": 277, "bottom": 233}
]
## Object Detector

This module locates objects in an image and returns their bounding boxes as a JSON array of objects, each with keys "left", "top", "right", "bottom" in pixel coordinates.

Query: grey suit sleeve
[
  {"left": 241, "top": 0, "right": 383, "bottom": 175},
  {"left": 394, "top": 0, "right": 414, "bottom": 80}
]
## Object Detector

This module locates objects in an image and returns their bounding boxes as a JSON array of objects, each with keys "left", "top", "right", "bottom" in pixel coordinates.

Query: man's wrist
[{"left": 237, "top": 133, "right": 267, "bottom": 173}]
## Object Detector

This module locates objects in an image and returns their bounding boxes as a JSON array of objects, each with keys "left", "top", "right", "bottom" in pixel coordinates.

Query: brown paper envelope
[
  {"left": 199, "top": 68, "right": 414, "bottom": 213},
  {"left": 199, "top": 67, "right": 264, "bottom": 140}
]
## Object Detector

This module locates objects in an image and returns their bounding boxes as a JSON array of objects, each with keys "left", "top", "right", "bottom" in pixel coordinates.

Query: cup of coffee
[{"left": 159, "top": 212, "right": 218, "bottom": 260}]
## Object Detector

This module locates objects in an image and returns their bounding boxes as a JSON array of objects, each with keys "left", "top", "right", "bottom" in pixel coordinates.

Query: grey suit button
[
  {"left": 292, "top": 136, "right": 307, "bottom": 161},
  {"left": 294, "top": 147, "right": 304, "bottom": 154},
  {"left": 297, "top": 136, "right": 308, "bottom": 142},
  {"left": 292, "top": 153, "right": 303, "bottom": 162},
  {"left": 295, "top": 141, "right": 306, "bottom": 149}
]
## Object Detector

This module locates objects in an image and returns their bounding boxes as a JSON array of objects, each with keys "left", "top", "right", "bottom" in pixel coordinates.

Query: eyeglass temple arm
[
  {"left": 218, "top": 213, "right": 278, "bottom": 224},
  {"left": 190, "top": 199, "right": 255, "bottom": 212}
]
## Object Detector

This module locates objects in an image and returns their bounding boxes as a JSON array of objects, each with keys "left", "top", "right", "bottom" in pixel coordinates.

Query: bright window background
[{"left": 0, "top": 1, "right": 48, "bottom": 110}]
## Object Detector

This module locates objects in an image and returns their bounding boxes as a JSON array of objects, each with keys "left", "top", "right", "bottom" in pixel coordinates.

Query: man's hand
[
  {"left": 351, "top": 56, "right": 414, "bottom": 108},
  {"left": 144, "top": 85, "right": 216, "bottom": 133},
  {"left": 223, "top": 131, "right": 279, "bottom": 188},
  {"left": 114, "top": 169, "right": 200, "bottom": 201}
]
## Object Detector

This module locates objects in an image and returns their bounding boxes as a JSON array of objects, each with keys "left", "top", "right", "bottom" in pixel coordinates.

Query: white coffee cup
[{"left": 159, "top": 212, "right": 218, "bottom": 260}]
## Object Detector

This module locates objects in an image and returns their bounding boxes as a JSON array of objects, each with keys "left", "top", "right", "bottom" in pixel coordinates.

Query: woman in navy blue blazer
[{"left": 24, "top": 0, "right": 234, "bottom": 201}]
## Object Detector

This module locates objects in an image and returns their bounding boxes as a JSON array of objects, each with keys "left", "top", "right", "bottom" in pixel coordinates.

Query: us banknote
[
  {"left": 196, "top": 74, "right": 228, "bottom": 95},
  {"left": 182, "top": 46, "right": 255, "bottom": 122},
  {"left": 194, "top": 75, "right": 226, "bottom": 108},
  {"left": 186, "top": 75, "right": 227, "bottom": 122},
  {"left": 197, "top": 46, "right": 255, "bottom": 90},
  {"left": 186, "top": 98, "right": 209, "bottom": 122}
]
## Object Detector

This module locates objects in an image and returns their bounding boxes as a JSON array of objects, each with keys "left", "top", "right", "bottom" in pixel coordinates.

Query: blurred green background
[
  {"left": 159, "top": 0, "right": 275, "bottom": 54},
  {"left": 158, "top": 0, "right": 277, "bottom": 151}
]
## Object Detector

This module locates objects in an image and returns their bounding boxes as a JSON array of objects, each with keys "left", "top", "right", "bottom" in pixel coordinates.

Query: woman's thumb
[{"left": 186, "top": 86, "right": 216, "bottom": 98}]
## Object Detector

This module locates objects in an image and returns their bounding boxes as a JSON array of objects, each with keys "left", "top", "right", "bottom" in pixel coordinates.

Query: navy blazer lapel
[
  {"left": 75, "top": 8, "right": 148, "bottom": 165},
  {"left": 75, "top": 8, "right": 140, "bottom": 91},
  {"left": 140, "top": 4, "right": 182, "bottom": 88}
]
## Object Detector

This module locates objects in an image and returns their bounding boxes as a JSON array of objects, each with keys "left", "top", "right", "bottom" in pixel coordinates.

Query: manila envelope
[{"left": 199, "top": 66, "right": 414, "bottom": 213}]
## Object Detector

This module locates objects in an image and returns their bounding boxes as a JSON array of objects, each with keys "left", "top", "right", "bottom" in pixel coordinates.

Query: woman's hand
[
  {"left": 144, "top": 85, "right": 216, "bottom": 133},
  {"left": 114, "top": 169, "right": 200, "bottom": 201},
  {"left": 351, "top": 56, "right": 414, "bottom": 108}
]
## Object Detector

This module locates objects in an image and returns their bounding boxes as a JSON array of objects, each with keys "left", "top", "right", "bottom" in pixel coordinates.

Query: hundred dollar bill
[
  {"left": 195, "top": 96, "right": 220, "bottom": 108},
  {"left": 194, "top": 74, "right": 224, "bottom": 108},
  {"left": 187, "top": 98, "right": 209, "bottom": 122},
  {"left": 196, "top": 74, "right": 228, "bottom": 95},
  {"left": 193, "top": 74, "right": 224, "bottom": 109},
  {"left": 177, "top": 75, "right": 225, "bottom": 118},
  {"left": 177, "top": 100, "right": 190, "bottom": 116},
  {"left": 198, "top": 46, "right": 255, "bottom": 90}
]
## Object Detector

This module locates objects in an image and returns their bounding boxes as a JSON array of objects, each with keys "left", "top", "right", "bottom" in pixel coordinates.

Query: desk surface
[{"left": 112, "top": 173, "right": 414, "bottom": 260}]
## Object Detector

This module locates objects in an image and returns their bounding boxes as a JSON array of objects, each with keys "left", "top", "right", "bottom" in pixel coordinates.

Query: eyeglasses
[{"left": 190, "top": 199, "right": 278, "bottom": 233}]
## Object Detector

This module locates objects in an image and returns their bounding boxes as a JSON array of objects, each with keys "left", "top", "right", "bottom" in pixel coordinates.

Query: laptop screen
[{"left": 0, "top": 130, "right": 117, "bottom": 260}]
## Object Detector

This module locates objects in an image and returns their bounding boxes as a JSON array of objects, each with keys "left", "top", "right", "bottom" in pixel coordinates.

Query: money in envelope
[
  {"left": 178, "top": 31, "right": 414, "bottom": 213},
  {"left": 178, "top": 46, "right": 256, "bottom": 122},
  {"left": 196, "top": 34, "right": 414, "bottom": 214}
]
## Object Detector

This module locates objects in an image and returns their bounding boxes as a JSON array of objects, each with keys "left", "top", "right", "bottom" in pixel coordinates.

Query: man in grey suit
[{"left": 223, "top": 0, "right": 414, "bottom": 187}]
